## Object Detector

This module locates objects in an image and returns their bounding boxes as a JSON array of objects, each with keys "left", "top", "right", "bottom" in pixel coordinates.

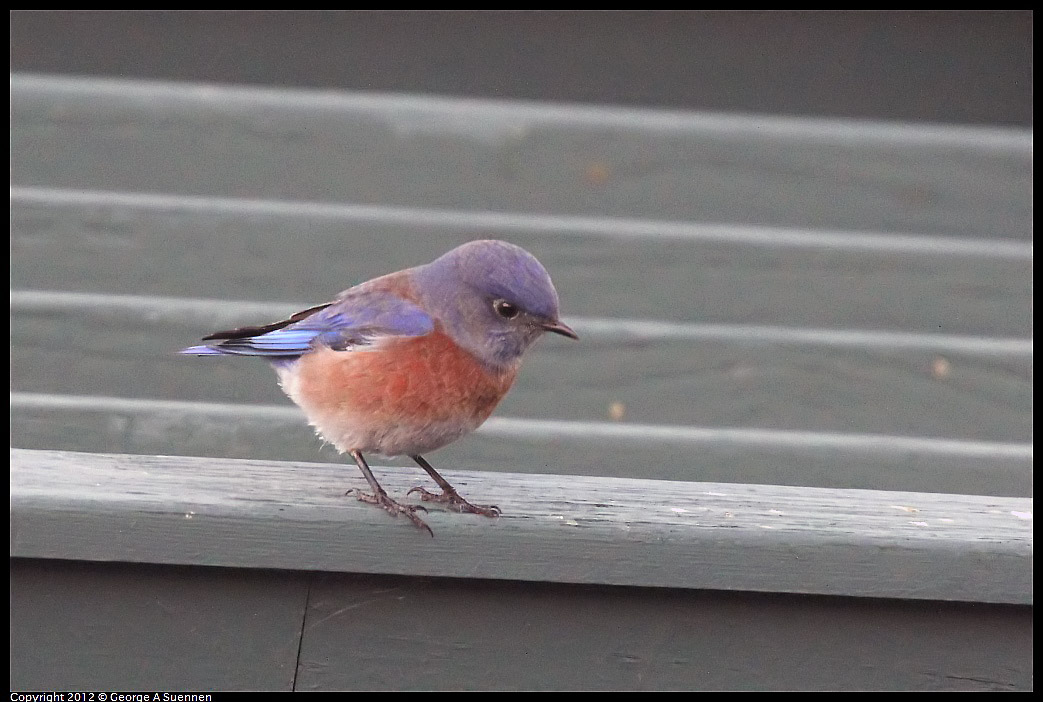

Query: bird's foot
[
  {"left": 347, "top": 488, "right": 433, "bottom": 537},
  {"left": 406, "top": 486, "right": 501, "bottom": 517}
]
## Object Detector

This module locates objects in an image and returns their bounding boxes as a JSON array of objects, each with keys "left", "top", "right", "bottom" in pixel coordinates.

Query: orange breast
[{"left": 291, "top": 329, "right": 518, "bottom": 429}]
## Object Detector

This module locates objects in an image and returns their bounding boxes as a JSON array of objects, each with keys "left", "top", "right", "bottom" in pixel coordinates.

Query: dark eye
[{"left": 493, "top": 299, "right": 520, "bottom": 319}]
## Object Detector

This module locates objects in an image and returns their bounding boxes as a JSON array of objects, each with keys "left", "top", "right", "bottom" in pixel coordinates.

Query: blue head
[{"left": 413, "top": 240, "right": 577, "bottom": 369}]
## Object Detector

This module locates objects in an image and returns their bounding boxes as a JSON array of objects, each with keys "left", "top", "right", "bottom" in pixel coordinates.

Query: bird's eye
[{"left": 493, "top": 299, "right": 520, "bottom": 319}]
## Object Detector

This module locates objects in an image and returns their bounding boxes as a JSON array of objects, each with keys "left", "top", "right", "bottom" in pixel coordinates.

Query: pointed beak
[{"left": 540, "top": 319, "right": 579, "bottom": 340}]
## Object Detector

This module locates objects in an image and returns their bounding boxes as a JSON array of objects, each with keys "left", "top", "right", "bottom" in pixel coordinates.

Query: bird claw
[
  {"left": 407, "top": 486, "right": 501, "bottom": 517},
  {"left": 347, "top": 488, "right": 433, "bottom": 536}
]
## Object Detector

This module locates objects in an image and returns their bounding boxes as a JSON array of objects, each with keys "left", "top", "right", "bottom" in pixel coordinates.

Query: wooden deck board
[
  {"left": 10, "top": 392, "right": 1033, "bottom": 497},
  {"left": 10, "top": 74, "right": 1032, "bottom": 239},
  {"left": 11, "top": 448, "right": 1033, "bottom": 605}
]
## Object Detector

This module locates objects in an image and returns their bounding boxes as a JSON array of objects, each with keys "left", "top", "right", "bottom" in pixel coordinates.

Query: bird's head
[{"left": 415, "top": 240, "right": 577, "bottom": 370}]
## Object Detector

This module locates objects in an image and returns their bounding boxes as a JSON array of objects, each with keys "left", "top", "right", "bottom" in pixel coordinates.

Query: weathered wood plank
[
  {"left": 10, "top": 558, "right": 1033, "bottom": 691},
  {"left": 296, "top": 571, "right": 1032, "bottom": 691},
  {"left": 11, "top": 320, "right": 1033, "bottom": 444},
  {"left": 10, "top": 392, "right": 1033, "bottom": 497},
  {"left": 10, "top": 286, "right": 1034, "bottom": 444},
  {"left": 10, "top": 558, "right": 308, "bottom": 690},
  {"left": 10, "top": 74, "right": 1031, "bottom": 239},
  {"left": 10, "top": 188, "right": 1033, "bottom": 337},
  {"left": 11, "top": 448, "right": 1033, "bottom": 604},
  {"left": 10, "top": 288, "right": 1033, "bottom": 357}
]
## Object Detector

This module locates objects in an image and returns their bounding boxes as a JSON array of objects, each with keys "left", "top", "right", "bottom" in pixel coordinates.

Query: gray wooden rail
[
  {"left": 12, "top": 448, "right": 1032, "bottom": 602},
  {"left": 10, "top": 448, "right": 1034, "bottom": 690}
]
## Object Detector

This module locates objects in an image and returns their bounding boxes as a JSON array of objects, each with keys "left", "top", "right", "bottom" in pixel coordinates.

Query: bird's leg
[
  {"left": 347, "top": 450, "right": 433, "bottom": 536},
  {"left": 406, "top": 455, "right": 501, "bottom": 517}
]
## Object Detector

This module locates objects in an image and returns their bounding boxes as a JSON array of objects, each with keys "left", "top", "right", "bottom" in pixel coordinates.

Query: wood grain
[
  {"left": 11, "top": 75, "right": 1031, "bottom": 239},
  {"left": 12, "top": 448, "right": 1033, "bottom": 604}
]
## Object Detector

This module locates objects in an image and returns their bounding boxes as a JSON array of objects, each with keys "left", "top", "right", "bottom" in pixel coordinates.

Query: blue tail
[{"left": 180, "top": 344, "right": 228, "bottom": 356}]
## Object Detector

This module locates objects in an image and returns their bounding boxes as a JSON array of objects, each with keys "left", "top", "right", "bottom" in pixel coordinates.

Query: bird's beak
[{"left": 541, "top": 319, "right": 579, "bottom": 340}]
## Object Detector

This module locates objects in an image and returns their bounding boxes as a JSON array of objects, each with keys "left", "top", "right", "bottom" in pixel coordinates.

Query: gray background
[
  {"left": 9, "top": 11, "right": 1034, "bottom": 691},
  {"left": 10, "top": 10, "right": 1033, "bottom": 126},
  {"left": 10, "top": 10, "right": 1032, "bottom": 494}
]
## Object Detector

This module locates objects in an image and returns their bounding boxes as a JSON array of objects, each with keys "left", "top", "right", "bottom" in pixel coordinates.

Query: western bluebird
[{"left": 182, "top": 240, "right": 577, "bottom": 535}]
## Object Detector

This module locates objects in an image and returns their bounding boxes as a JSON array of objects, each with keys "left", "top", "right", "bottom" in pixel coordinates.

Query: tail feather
[{"left": 179, "top": 345, "right": 228, "bottom": 356}]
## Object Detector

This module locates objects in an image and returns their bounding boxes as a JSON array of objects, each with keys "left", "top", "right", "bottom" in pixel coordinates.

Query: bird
[{"left": 181, "top": 239, "right": 578, "bottom": 535}]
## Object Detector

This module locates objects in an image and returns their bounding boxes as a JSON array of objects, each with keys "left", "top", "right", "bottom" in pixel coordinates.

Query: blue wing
[{"left": 181, "top": 290, "right": 434, "bottom": 359}]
